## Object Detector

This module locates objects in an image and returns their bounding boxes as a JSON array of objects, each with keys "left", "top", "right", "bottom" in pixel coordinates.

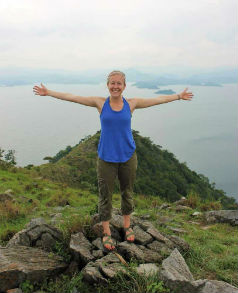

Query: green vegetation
[
  {"left": 0, "top": 133, "right": 237, "bottom": 292},
  {"left": 37, "top": 130, "right": 236, "bottom": 208},
  {"left": 0, "top": 147, "right": 17, "bottom": 167}
]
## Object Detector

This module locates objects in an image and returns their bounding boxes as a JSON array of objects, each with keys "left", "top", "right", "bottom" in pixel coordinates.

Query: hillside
[
  {"left": 0, "top": 162, "right": 237, "bottom": 292},
  {"left": 0, "top": 148, "right": 237, "bottom": 292},
  {"left": 37, "top": 130, "right": 236, "bottom": 209}
]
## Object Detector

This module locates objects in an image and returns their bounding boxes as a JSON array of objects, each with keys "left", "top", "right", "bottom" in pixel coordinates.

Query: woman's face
[{"left": 107, "top": 74, "right": 126, "bottom": 99}]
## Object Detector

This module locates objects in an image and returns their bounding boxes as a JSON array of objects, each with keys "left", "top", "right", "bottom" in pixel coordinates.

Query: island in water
[{"left": 155, "top": 89, "right": 176, "bottom": 95}]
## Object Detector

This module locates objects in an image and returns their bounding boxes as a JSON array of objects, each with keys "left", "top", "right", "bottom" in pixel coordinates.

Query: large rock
[
  {"left": 160, "top": 248, "right": 203, "bottom": 293},
  {"left": 166, "top": 234, "right": 190, "bottom": 253},
  {"left": 82, "top": 262, "right": 107, "bottom": 284},
  {"left": 117, "top": 242, "right": 144, "bottom": 262},
  {"left": 138, "top": 245, "right": 163, "bottom": 263},
  {"left": 147, "top": 227, "right": 173, "bottom": 247},
  {"left": 204, "top": 210, "right": 238, "bottom": 226},
  {"left": 7, "top": 218, "right": 63, "bottom": 251},
  {"left": 133, "top": 225, "right": 153, "bottom": 245},
  {"left": 109, "top": 214, "right": 124, "bottom": 230},
  {"left": 160, "top": 248, "right": 238, "bottom": 293},
  {"left": 0, "top": 246, "right": 67, "bottom": 292},
  {"left": 70, "top": 232, "right": 94, "bottom": 266},
  {"left": 147, "top": 240, "right": 172, "bottom": 257},
  {"left": 117, "top": 241, "right": 163, "bottom": 264},
  {"left": 82, "top": 253, "right": 126, "bottom": 284}
]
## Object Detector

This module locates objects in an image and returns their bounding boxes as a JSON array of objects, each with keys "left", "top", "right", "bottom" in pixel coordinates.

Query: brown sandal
[
  {"left": 102, "top": 233, "right": 116, "bottom": 252},
  {"left": 124, "top": 227, "right": 135, "bottom": 243}
]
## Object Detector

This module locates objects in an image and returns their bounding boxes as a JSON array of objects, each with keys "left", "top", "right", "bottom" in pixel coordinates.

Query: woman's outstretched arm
[
  {"left": 129, "top": 88, "right": 193, "bottom": 110},
  {"left": 33, "top": 83, "right": 105, "bottom": 108}
]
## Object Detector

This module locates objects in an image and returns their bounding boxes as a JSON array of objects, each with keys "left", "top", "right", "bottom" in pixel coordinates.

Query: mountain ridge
[{"left": 37, "top": 130, "right": 236, "bottom": 209}]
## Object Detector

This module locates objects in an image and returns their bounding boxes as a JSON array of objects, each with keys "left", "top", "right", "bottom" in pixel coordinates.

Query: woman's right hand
[{"left": 33, "top": 83, "right": 48, "bottom": 96}]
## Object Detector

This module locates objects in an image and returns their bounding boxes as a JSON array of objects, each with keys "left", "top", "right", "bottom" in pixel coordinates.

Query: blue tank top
[{"left": 98, "top": 97, "right": 136, "bottom": 163}]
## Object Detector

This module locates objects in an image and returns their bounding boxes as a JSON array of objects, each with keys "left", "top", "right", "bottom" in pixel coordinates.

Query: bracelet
[{"left": 177, "top": 94, "right": 181, "bottom": 100}]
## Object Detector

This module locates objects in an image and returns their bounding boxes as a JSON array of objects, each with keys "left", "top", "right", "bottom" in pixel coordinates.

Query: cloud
[{"left": 0, "top": 0, "right": 237, "bottom": 70}]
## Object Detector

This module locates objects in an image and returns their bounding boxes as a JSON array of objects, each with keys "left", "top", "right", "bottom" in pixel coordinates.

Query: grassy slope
[{"left": 0, "top": 166, "right": 237, "bottom": 292}]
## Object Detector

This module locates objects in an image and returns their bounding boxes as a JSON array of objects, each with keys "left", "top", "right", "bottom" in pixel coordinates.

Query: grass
[
  {"left": 0, "top": 166, "right": 237, "bottom": 291},
  {"left": 183, "top": 222, "right": 238, "bottom": 287},
  {"left": 21, "top": 262, "right": 170, "bottom": 293}
]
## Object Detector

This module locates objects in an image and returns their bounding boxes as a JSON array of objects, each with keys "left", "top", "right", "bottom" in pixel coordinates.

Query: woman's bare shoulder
[
  {"left": 126, "top": 98, "right": 137, "bottom": 113},
  {"left": 95, "top": 97, "right": 107, "bottom": 114}
]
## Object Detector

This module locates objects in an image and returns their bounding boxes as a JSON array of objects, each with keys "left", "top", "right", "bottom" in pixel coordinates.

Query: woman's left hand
[{"left": 179, "top": 88, "right": 194, "bottom": 101}]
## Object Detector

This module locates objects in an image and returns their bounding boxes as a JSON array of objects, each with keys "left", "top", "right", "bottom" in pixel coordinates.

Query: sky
[{"left": 0, "top": 0, "right": 237, "bottom": 72}]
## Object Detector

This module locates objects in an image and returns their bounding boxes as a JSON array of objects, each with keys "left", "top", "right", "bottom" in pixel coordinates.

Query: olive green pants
[{"left": 97, "top": 151, "right": 137, "bottom": 221}]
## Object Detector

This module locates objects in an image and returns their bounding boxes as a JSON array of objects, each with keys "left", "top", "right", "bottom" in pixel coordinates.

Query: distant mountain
[
  {"left": 0, "top": 66, "right": 236, "bottom": 87},
  {"left": 36, "top": 130, "right": 236, "bottom": 208}
]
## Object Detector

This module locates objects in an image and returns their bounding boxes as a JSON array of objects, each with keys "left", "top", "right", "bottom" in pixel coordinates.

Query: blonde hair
[{"left": 107, "top": 70, "right": 126, "bottom": 85}]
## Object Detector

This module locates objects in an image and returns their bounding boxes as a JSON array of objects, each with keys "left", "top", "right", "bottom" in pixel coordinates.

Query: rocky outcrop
[
  {"left": 204, "top": 210, "right": 238, "bottom": 226},
  {"left": 72, "top": 212, "right": 191, "bottom": 285},
  {"left": 6, "top": 218, "right": 63, "bottom": 251},
  {"left": 1, "top": 211, "right": 237, "bottom": 293},
  {"left": 0, "top": 246, "right": 67, "bottom": 292}
]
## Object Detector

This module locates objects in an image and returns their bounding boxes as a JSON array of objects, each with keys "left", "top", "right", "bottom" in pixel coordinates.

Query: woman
[{"left": 33, "top": 70, "right": 193, "bottom": 251}]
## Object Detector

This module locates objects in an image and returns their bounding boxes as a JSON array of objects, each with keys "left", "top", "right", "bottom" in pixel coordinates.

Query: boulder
[
  {"left": 166, "top": 234, "right": 190, "bottom": 253},
  {"left": 160, "top": 248, "right": 238, "bottom": 293},
  {"left": 147, "top": 227, "right": 173, "bottom": 247},
  {"left": 70, "top": 232, "right": 94, "bottom": 265},
  {"left": 147, "top": 240, "right": 172, "bottom": 257},
  {"left": 204, "top": 210, "right": 238, "bottom": 226},
  {"left": 7, "top": 218, "right": 63, "bottom": 251},
  {"left": 98, "top": 262, "right": 126, "bottom": 279},
  {"left": 159, "top": 248, "right": 202, "bottom": 293},
  {"left": 110, "top": 214, "right": 124, "bottom": 229},
  {"left": 138, "top": 245, "right": 163, "bottom": 263},
  {"left": 82, "top": 262, "right": 107, "bottom": 284},
  {"left": 117, "top": 242, "right": 144, "bottom": 262},
  {"left": 82, "top": 252, "right": 126, "bottom": 284},
  {"left": 0, "top": 246, "right": 67, "bottom": 292},
  {"left": 92, "top": 237, "right": 104, "bottom": 250},
  {"left": 133, "top": 225, "right": 153, "bottom": 245},
  {"left": 135, "top": 220, "right": 155, "bottom": 231}
]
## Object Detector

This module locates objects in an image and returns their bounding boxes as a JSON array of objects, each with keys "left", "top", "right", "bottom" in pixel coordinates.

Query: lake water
[{"left": 0, "top": 83, "right": 237, "bottom": 200}]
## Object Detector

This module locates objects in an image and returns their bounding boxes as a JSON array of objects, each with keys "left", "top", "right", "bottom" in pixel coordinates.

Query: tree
[{"left": 4, "top": 150, "right": 17, "bottom": 165}]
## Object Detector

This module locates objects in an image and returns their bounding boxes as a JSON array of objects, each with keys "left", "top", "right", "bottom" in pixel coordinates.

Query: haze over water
[{"left": 0, "top": 83, "right": 237, "bottom": 200}]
